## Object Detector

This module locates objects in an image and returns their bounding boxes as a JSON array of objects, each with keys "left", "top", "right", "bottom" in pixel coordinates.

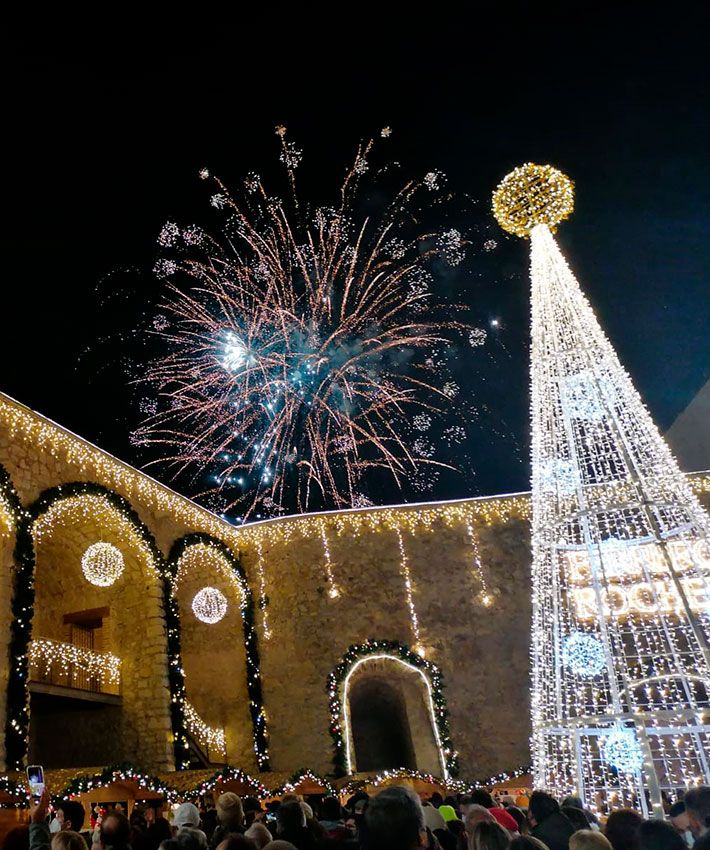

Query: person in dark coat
[{"left": 527, "top": 791, "right": 574, "bottom": 850}]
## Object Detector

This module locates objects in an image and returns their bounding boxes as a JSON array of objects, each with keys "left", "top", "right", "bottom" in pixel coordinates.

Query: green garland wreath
[
  {"left": 3, "top": 480, "right": 190, "bottom": 771},
  {"left": 167, "top": 534, "right": 270, "bottom": 771},
  {"left": 327, "top": 639, "right": 459, "bottom": 778}
]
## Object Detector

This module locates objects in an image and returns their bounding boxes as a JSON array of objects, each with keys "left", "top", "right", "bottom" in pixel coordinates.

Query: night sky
[{"left": 5, "top": 14, "right": 708, "bottom": 518}]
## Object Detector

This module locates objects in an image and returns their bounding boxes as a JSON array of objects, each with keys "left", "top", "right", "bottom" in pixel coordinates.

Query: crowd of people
[{"left": 5, "top": 782, "right": 708, "bottom": 850}]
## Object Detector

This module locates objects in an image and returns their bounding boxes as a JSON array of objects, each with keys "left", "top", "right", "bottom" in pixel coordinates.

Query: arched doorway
[
  {"left": 337, "top": 650, "right": 452, "bottom": 777},
  {"left": 349, "top": 676, "right": 416, "bottom": 771}
]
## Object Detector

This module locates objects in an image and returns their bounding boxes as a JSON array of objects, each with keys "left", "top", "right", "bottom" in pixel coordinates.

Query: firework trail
[{"left": 135, "top": 129, "right": 476, "bottom": 517}]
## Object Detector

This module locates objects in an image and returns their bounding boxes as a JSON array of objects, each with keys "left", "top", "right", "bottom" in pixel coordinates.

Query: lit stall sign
[{"left": 564, "top": 539, "right": 709, "bottom": 619}]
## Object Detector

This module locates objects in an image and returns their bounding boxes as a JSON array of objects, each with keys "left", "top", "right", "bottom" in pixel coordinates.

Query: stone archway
[
  {"left": 6, "top": 485, "right": 175, "bottom": 771},
  {"left": 341, "top": 653, "right": 448, "bottom": 777},
  {"left": 167, "top": 535, "right": 269, "bottom": 772}
]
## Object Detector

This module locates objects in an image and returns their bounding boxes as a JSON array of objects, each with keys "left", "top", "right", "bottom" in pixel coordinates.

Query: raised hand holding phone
[{"left": 29, "top": 788, "right": 50, "bottom": 824}]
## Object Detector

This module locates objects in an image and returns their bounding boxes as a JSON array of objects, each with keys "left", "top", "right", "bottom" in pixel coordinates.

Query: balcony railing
[
  {"left": 184, "top": 700, "right": 227, "bottom": 762},
  {"left": 28, "top": 638, "right": 121, "bottom": 695}
]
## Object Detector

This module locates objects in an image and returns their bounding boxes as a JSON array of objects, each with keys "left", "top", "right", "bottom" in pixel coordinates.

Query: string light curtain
[{"left": 494, "top": 164, "right": 710, "bottom": 817}]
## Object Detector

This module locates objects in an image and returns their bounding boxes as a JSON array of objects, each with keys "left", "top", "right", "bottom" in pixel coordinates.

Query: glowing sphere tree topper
[
  {"left": 492, "top": 163, "right": 574, "bottom": 237},
  {"left": 191, "top": 586, "right": 228, "bottom": 624},
  {"left": 562, "top": 632, "right": 606, "bottom": 676},
  {"left": 81, "top": 542, "right": 125, "bottom": 587}
]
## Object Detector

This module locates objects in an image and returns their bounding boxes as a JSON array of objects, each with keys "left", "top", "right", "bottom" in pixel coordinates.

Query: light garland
[
  {"left": 271, "top": 769, "right": 335, "bottom": 797},
  {"left": 320, "top": 519, "right": 340, "bottom": 598},
  {"left": 327, "top": 640, "right": 458, "bottom": 778},
  {"left": 495, "top": 165, "right": 710, "bottom": 818},
  {"left": 81, "top": 541, "right": 125, "bottom": 587},
  {"left": 254, "top": 538, "right": 271, "bottom": 639},
  {"left": 60, "top": 765, "right": 177, "bottom": 802},
  {"left": 183, "top": 700, "right": 227, "bottom": 759},
  {"left": 492, "top": 163, "right": 574, "bottom": 237},
  {"left": 191, "top": 586, "right": 228, "bottom": 624},
  {"left": 395, "top": 529, "right": 423, "bottom": 652},
  {"left": 465, "top": 522, "right": 494, "bottom": 607},
  {"left": 28, "top": 638, "right": 121, "bottom": 688},
  {"left": 193, "top": 766, "right": 269, "bottom": 798}
]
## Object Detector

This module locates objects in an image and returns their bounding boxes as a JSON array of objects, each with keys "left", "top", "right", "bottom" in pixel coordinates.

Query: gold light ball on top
[
  {"left": 492, "top": 163, "right": 574, "bottom": 238},
  {"left": 192, "top": 586, "right": 228, "bottom": 624},
  {"left": 81, "top": 542, "right": 125, "bottom": 587}
]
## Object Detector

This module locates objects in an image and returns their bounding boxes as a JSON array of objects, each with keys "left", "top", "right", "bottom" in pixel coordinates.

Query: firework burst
[{"left": 134, "top": 130, "right": 473, "bottom": 517}]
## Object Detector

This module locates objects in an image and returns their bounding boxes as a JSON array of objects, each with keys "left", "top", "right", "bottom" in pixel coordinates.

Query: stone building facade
[{"left": 1, "top": 392, "right": 707, "bottom": 781}]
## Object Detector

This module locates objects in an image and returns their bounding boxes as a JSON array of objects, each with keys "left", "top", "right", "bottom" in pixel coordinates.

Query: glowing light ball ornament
[
  {"left": 492, "top": 163, "right": 574, "bottom": 237},
  {"left": 192, "top": 586, "right": 228, "bottom": 624},
  {"left": 562, "top": 632, "right": 606, "bottom": 676},
  {"left": 81, "top": 542, "right": 125, "bottom": 587},
  {"left": 601, "top": 727, "right": 644, "bottom": 774}
]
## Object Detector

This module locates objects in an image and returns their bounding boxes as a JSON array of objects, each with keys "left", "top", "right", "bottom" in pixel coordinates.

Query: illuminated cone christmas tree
[{"left": 493, "top": 164, "right": 710, "bottom": 815}]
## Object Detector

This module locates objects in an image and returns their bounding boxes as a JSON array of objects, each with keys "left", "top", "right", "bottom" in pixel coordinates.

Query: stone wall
[{"left": 0, "top": 392, "right": 707, "bottom": 780}]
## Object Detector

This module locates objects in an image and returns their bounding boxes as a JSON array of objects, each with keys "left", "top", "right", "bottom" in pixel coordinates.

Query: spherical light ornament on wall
[
  {"left": 192, "top": 586, "right": 228, "bottom": 624},
  {"left": 492, "top": 163, "right": 574, "bottom": 238},
  {"left": 562, "top": 632, "right": 606, "bottom": 676},
  {"left": 601, "top": 727, "right": 643, "bottom": 774},
  {"left": 81, "top": 542, "right": 125, "bottom": 587}
]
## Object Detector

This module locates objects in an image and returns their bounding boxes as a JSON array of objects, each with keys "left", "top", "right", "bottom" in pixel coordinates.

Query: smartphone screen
[{"left": 26, "top": 765, "right": 45, "bottom": 798}]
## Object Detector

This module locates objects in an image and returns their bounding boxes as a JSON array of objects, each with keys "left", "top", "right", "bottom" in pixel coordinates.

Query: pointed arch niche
[
  {"left": 168, "top": 535, "right": 268, "bottom": 772},
  {"left": 333, "top": 646, "right": 453, "bottom": 778}
]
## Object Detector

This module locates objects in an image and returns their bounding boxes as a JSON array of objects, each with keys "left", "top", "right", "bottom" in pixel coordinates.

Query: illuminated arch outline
[
  {"left": 167, "top": 534, "right": 270, "bottom": 771},
  {"left": 327, "top": 640, "right": 458, "bottom": 778},
  {"left": 3, "top": 481, "right": 190, "bottom": 771}
]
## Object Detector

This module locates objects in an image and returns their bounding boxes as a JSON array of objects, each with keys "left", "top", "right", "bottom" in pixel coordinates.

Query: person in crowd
[
  {"left": 48, "top": 835, "right": 86, "bottom": 850},
  {"left": 144, "top": 813, "right": 172, "bottom": 850},
  {"left": 560, "top": 798, "right": 598, "bottom": 832},
  {"left": 274, "top": 801, "right": 314, "bottom": 850},
  {"left": 430, "top": 794, "right": 444, "bottom": 810},
  {"left": 54, "top": 803, "right": 86, "bottom": 836},
  {"left": 602, "top": 809, "right": 642, "bottom": 850},
  {"left": 469, "top": 821, "right": 510, "bottom": 850},
  {"left": 242, "top": 800, "right": 265, "bottom": 832},
  {"left": 2, "top": 826, "right": 30, "bottom": 850},
  {"left": 560, "top": 807, "right": 589, "bottom": 833},
  {"left": 465, "top": 806, "right": 495, "bottom": 841},
  {"left": 685, "top": 788, "right": 710, "bottom": 844},
  {"left": 509, "top": 837, "right": 551, "bottom": 850},
  {"left": 505, "top": 807, "right": 527, "bottom": 835},
  {"left": 527, "top": 791, "right": 574, "bottom": 850},
  {"left": 175, "top": 829, "right": 208, "bottom": 850},
  {"left": 669, "top": 801, "right": 694, "bottom": 847},
  {"left": 210, "top": 795, "right": 246, "bottom": 849},
  {"left": 175, "top": 805, "right": 202, "bottom": 834},
  {"left": 100, "top": 812, "right": 131, "bottom": 850},
  {"left": 213, "top": 836, "right": 256, "bottom": 850},
  {"left": 634, "top": 820, "right": 686, "bottom": 850},
  {"left": 262, "top": 842, "right": 298, "bottom": 849},
  {"left": 569, "top": 832, "right": 612, "bottom": 850},
  {"left": 243, "top": 823, "right": 271, "bottom": 849},
  {"left": 467, "top": 791, "right": 519, "bottom": 834},
  {"left": 423, "top": 803, "right": 447, "bottom": 834},
  {"left": 317, "top": 797, "right": 349, "bottom": 842},
  {"left": 364, "top": 785, "right": 429, "bottom": 850}
]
